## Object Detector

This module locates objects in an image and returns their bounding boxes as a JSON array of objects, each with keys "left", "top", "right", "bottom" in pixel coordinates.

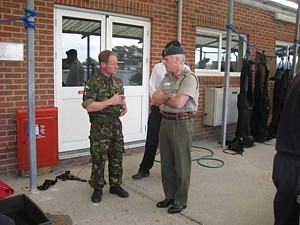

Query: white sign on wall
[{"left": 0, "top": 42, "right": 24, "bottom": 61}]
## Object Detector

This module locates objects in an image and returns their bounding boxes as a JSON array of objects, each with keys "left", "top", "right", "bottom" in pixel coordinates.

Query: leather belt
[{"left": 162, "top": 111, "right": 193, "bottom": 120}]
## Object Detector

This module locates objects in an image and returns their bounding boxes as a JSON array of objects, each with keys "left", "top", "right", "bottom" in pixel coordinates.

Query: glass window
[
  {"left": 62, "top": 16, "right": 101, "bottom": 87},
  {"left": 195, "top": 32, "right": 220, "bottom": 70},
  {"left": 275, "top": 41, "right": 293, "bottom": 69},
  {"left": 195, "top": 28, "right": 246, "bottom": 73},
  {"left": 112, "top": 23, "right": 144, "bottom": 86}
]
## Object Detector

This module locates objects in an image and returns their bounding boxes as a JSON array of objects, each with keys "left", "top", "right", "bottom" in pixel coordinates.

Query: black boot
[
  {"left": 156, "top": 199, "right": 174, "bottom": 208},
  {"left": 109, "top": 185, "right": 129, "bottom": 198},
  {"left": 132, "top": 170, "right": 150, "bottom": 180},
  {"left": 227, "top": 138, "right": 244, "bottom": 155},
  {"left": 91, "top": 189, "right": 102, "bottom": 203}
]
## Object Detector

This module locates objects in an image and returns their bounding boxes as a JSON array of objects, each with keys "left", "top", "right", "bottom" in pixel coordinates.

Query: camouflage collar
[{"left": 98, "top": 73, "right": 113, "bottom": 81}]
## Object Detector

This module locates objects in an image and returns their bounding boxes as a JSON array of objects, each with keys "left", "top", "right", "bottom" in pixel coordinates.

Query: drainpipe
[
  {"left": 292, "top": 4, "right": 300, "bottom": 76},
  {"left": 177, "top": 0, "right": 183, "bottom": 42}
]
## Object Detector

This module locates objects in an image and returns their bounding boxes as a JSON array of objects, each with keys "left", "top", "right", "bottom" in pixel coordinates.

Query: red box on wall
[{"left": 16, "top": 108, "right": 59, "bottom": 171}]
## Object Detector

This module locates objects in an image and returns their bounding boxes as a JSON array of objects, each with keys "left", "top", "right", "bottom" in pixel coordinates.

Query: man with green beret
[
  {"left": 132, "top": 40, "right": 184, "bottom": 180},
  {"left": 152, "top": 45, "right": 199, "bottom": 214}
]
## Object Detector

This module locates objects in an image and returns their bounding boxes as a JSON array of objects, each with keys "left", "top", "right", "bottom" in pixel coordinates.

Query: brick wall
[{"left": 0, "top": 0, "right": 297, "bottom": 175}]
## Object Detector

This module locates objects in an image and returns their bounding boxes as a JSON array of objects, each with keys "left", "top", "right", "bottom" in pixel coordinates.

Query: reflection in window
[
  {"left": 195, "top": 28, "right": 246, "bottom": 73},
  {"left": 275, "top": 42, "right": 294, "bottom": 69},
  {"left": 112, "top": 23, "right": 144, "bottom": 86},
  {"left": 195, "top": 32, "right": 220, "bottom": 70},
  {"left": 62, "top": 16, "right": 101, "bottom": 87}
]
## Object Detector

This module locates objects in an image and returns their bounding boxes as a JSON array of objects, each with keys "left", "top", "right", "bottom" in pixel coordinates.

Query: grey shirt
[{"left": 159, "top": 66, "right": 199, "bottom": 113}]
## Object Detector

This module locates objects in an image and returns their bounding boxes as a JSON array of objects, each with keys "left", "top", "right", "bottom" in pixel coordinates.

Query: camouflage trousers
[{"left": 88, "top": 118, "right": 124, "bottom": 189}]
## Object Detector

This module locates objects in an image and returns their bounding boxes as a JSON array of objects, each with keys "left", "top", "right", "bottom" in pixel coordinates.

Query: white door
[
  {"left": 55, "top": 8, "right": 149, "bottom": 152},
  {"left": 106, "top": 16, "right": 149, "bottom": 143}
]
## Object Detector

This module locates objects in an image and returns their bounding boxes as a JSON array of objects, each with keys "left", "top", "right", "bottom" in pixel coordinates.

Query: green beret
[{"left": 163, "top": 46, "right": 185, "bottom": 57}]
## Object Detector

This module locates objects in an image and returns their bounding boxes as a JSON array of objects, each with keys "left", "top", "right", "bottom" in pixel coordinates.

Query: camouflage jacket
[{"left": 82, "top": 73, "right": 124, "bottom": 121}]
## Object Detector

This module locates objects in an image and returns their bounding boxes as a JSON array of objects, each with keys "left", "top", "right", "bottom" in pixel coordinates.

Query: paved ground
[{"left": 0, "top": 139, "right": 277, "bottom": 225}]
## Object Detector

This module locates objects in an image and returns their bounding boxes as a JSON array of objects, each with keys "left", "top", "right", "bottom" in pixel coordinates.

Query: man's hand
[
  {"left": 110, "top": 93, "right": 125, "bottom": 105},
  {"left": 159, "top": 104, "right": 164, "bottom": 113},
  {"left": 85, "top": 93, "right": 126, "bottom": 112},
  {"left": 120, "top": 105, "right": 127, "bottom": 117},
  {"left": 152, "top": 89, "right": 168, "bottom": 105},
  {"left": 153, "top": 89, "right": 165, "bottom": 97}
]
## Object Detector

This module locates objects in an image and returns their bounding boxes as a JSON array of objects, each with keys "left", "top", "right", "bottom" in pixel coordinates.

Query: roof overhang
[
  {"left": 236, "top": 0, "right": 297, "bottom": 13},
  {"left": 236, "top": 0, "right": 298, "bottom": 24}
]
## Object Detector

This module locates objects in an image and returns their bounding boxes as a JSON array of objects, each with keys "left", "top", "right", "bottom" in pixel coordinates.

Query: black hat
[
  {"left": 162, "top": 40, "right": 181, "bottom": 57},
  {"left": 66, "top": 49, "right": 77, "bottom": 55},
  {"left": 163, "top": 46, "right": 185, "bottom": 57},
  {"left": 165, "top": 40, "right": 181, "bottom": 49}
]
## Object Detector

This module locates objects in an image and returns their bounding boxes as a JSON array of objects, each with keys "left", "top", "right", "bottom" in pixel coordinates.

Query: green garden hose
[
  {"left": 154, "top": 145, "right": 224, "bottom": 168},
  {"left": 191, "top": 145, "right": 224, "bottom": 168}
]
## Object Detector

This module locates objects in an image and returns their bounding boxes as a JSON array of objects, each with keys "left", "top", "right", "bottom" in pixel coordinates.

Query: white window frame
[{"left": 195, "top": 27, "right": 247, "bottom": 77}]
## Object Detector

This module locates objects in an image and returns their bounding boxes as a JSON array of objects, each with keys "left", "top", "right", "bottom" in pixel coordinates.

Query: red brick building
[{"left": 0, "top": 0, "right": 298, "bottom": 175}]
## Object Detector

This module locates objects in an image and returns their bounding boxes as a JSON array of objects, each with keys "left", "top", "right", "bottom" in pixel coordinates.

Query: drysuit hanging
[
  {"left": 268, "top": 61, "right": 293, "bottom": 139},
  {"left": 226, "top": 58, "right": 255, "bottom": 154},
  {"left": 232, "top": 58, "right": 255, "bottom": 148},
  {"left": 250, "top": 58, "right": 270, "bottom": 142}
]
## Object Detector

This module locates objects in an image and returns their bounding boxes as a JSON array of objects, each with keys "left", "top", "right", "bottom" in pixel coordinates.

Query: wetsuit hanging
[
  {"left": 268, "top": 56, "right": 293, "bottom": 139},
  {"left": 251, "top": 55, "right": 270, "bottom": 142},
  {"left": 234, "top": 58, "right": 255, "bottom": 147},
  {"left": 226, "top": 57, "right": 254, "bottom": 154}
]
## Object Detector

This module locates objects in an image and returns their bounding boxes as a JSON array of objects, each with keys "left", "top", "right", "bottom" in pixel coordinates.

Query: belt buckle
[
  {"left": 178, "top": 113, "right": 183, "bottom": 120},
  {"left": 177, "top": 112, "right": 184, "bottom": 120}
]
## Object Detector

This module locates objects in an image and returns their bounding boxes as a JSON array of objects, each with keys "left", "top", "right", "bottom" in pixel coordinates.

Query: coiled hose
[{"left": 154, "top": 145, "right": 224, "bottom": 168}]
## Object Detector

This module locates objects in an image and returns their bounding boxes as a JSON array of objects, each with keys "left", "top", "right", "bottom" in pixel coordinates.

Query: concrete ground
[{"left": 1, "top": 139, "right": 276, "bottom": 225}]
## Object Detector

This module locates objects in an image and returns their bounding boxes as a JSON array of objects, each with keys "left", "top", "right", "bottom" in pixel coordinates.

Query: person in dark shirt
[
  {"left": 0, "top": 212, "right": 15, "bottom": 225},
  {"left": 272, "top": 72, "right": 300, "bottom": 225}
]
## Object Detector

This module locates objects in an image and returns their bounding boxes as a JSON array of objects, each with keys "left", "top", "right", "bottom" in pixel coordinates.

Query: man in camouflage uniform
[
  {"left": 82, "top": 50, "right": 129, "bottom": 203},
  {"left": 152, "top": 46, "right": 199, "bottom": 214}
]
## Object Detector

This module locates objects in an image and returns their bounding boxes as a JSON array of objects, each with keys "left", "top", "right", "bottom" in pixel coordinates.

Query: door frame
[{"left": 54, "top": 5, "right": 150, "bottom": 153}]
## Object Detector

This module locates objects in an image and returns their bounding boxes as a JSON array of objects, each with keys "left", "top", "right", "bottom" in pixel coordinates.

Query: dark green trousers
[{"left": 159, "top": 118, "right": 193, "bottom": 205}]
